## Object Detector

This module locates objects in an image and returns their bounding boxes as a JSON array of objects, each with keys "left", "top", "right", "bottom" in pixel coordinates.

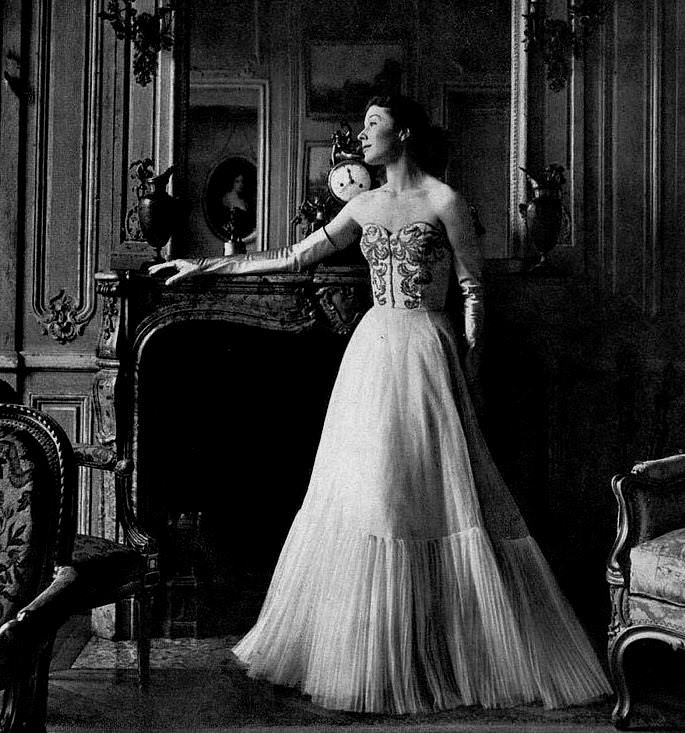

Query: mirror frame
[
  {"left": 509, "top": 0, "right": 529, "bottom": 258},
  {"left": 177, "top": 71, "right": 270, "bottom": 253}
]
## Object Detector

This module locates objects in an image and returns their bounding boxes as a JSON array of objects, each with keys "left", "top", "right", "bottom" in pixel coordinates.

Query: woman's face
[
  {"left": 232, "top": 174, "right": 245, "bottom": 194},
  {"left": 358, "top": 105, "right": 403, "bottom": 166}
]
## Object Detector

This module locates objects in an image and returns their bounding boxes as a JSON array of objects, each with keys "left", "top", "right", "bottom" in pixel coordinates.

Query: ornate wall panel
[
  {"left": 591, "top": 1, "right": 663, "bottom": 314},
  {"left": 643, "top": 2, "right": 663, "bottom": 317},
  {"left": 659, "top": 2, "right": 684, "bottom": 318},
  {"left": 27, "top": 391, "right": 94, "bottom": 535},
  {"left": 24, "top": 0, "right": 102, "bottom": 347},
  {"left": 579, "top": 0, "right": 685, "bottom": 322},
  {"left": 0, "top": 0, "right": 23, "bottom": 378}
]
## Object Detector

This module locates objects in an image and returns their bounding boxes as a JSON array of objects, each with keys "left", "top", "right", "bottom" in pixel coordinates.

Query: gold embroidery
[
  {"left": 360, "top": 224, "right": 391, "bottom": 306},
  {"left": 392, "top": 225, "right": 449, "bottom": 309},
  {"left": 361, "top": 223, "right": 451, "bottom": 309}
]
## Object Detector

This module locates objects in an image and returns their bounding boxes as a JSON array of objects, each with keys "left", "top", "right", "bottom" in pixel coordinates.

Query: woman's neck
[{"left": 384, "top": 155, "right": 424, "bottom": 194}]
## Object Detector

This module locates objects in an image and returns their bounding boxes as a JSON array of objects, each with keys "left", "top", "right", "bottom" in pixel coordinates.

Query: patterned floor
[
  {"left": 45, "top": 636, "right": 685, "bottom": 732},
  {"left": 70, "top": 635, "right": 241, "bottom": 670}
]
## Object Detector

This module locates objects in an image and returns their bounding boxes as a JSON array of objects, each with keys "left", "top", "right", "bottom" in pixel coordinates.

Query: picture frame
[
  {"left": 305, "top": 41, "right": 405, "bottom": 119},
  {"left": 203, "top": 156, "right": 258, "bottom": 242}
]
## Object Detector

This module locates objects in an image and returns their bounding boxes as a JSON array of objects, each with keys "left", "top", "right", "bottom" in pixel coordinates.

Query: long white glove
[
  {"left": 452, "top": 204, "right": 484, "bottom": 351},
  {"left": 196, "top": 235, "right": 339, "bottom": 275},
  {"left": 151, "top": 227, "right": 341, "bottom": 285}
]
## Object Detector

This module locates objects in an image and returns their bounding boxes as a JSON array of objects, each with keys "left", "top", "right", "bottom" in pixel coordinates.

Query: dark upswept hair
[{"left": 365, "top": 94, "right": 449, "bottom": 178}]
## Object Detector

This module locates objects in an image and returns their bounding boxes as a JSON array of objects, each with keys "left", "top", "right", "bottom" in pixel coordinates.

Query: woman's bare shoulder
[
  {"left": 427, "top": 178, "right": 466, "bottom": 208},
  {"left": 426, "top": 179, "right": 468, "bottom": 213}
]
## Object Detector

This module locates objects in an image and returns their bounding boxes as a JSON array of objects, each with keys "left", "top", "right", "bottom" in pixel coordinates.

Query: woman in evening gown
[{"left": 151, "top": 95, "right": 611, "bottom": 714}]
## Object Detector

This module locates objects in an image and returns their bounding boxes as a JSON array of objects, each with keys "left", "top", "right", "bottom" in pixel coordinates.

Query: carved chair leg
[
  {"left": 609, "top": 625, "right": 685, "bottom": 730},
  {"left": 0, "top": 634, "right": 55, "bottom": 733},
  {"left": 135, "top": 592, "right": 151, "bottom": 689},
  {"left": 608, "top": 629, "right": 633, "bottom": 729},
  {"left": 1, "top": 678, "right": 25, "bottom": 733},
  {"left": 25, "top": 637, "right": 55, "bottom": 733}
]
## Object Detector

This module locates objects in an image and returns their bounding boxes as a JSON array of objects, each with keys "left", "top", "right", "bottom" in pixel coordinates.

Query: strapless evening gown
[{"left": 231, "top": 221, "right": 611, "bottom": 713}]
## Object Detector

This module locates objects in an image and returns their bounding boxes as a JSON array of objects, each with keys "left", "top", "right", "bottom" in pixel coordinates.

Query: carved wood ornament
[{"left": 36, "top": 290, "right": 91, "bottom": 344}]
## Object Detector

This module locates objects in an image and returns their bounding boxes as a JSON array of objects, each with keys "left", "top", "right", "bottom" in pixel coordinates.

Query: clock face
[{"left": 327, "top": 161, "right": 372, "bottom": 203}]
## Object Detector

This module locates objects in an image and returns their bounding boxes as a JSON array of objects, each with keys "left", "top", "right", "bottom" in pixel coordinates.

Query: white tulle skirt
[{"left": 232, "top": 307, "right": 611, "bottom": 713}]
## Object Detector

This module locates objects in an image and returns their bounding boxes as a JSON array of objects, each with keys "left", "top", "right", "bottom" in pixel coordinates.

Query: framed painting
[
  {"left": 305, "top": 41, "right": 405, "bottom": 119},
  {"left": 203, "top": 155, "right": 258, "bottom": 242}
]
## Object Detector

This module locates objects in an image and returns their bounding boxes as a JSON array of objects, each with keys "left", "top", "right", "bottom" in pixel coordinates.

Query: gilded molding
[
  {"left": 510, "top": 0, "right": 529, "bottom": 258},
  {"left": 188, "top": 74, "right": 270, "bottom": 252}
]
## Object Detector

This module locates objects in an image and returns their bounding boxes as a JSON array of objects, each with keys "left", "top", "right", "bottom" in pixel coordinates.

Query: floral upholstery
[
  {"left": 608, "top": 461, "right": 685, "bottom": 728},
  {"left": 630, "top": 528, "right": 685, "bottom": 605},
  {"left": 629, "top": 594, "right": 685, "bottom": 634},
  {"left": 0, "top": 427, "right": 49, "bottom": 625}
]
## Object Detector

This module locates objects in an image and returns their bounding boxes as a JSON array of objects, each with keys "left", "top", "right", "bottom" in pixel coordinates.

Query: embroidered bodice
[
  {"left": 190, "top": 215, "right": 483, "bottom": 346},
  {"left": 360, "top": 222, "right": 454, "bottom": 310}
]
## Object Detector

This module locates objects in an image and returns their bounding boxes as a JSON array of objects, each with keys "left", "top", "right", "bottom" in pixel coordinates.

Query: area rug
[{"left": 47, "top": 636, "right": 685, "bottom": 732}]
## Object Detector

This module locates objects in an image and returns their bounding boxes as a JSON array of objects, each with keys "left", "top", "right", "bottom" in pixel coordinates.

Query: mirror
[
  {"left": 182, "top": 75, "right": 268, "bottom": 255},
  {"left": 176, "top": 0, "right": 528, "bottom": 260}
]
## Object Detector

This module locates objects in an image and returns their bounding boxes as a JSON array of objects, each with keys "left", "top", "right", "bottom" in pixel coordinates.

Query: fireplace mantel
[
  {"left": 91, "top": 265, "right": 370, "bottom": 637},
  {"left": 93, "top": 263, "right": 370, "bottom": 461}
]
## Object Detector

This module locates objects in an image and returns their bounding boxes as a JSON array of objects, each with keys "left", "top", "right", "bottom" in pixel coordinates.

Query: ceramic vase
[
  {"left": 137, "top": 166, "right": 176, "bottom": 263},
  {"left": 524, "top": 184, "right": 563, "bottom": 270}
]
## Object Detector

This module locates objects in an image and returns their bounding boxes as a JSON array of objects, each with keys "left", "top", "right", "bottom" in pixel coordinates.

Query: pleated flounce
[{"left": 232, "top": 306, "right": 611, "bottom": 713}]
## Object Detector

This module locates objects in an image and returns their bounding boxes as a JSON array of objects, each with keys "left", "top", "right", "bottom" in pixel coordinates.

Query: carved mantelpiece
[
  {"left": 92, "top": 265, "right": 370, "bottom": 636},
  {"left": 94, "top": 265, "right": 370, "bottom": 489}
]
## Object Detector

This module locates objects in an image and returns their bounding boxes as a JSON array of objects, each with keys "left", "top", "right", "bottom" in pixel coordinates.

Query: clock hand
[{"left": 346, "top": 166, "right": 355, "bottom": 184}]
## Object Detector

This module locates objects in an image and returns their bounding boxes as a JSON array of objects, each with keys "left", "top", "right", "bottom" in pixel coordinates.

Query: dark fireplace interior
[
  {"left": 133, "top": 309, "right": 597, "bottom": 639},
  {"left": 137, "top": 321, "right": 348, "bottom": 636}
]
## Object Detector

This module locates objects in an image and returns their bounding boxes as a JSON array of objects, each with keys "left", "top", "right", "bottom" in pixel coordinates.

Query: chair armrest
[
  {"left": 631, "top": 454, "right": 685, "bottom": 481},
  {"left": 72, "top": 443, "right": 131, "bottom": 475},
  {"left": 72, "top": 443, "right": 156, "bottom": 557},
  {"left": 607, "top": 469, "right": 685, "bottom": 587}
]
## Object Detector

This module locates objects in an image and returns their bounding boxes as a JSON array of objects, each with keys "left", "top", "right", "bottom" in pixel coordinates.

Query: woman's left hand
[{"left": 149, "top": 259, "right": 202, "bottom": 285}]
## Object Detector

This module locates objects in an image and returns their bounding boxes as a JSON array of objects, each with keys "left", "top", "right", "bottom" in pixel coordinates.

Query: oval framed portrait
[{"left": 203, "top": 156, "right": 258, "bottom": 242}]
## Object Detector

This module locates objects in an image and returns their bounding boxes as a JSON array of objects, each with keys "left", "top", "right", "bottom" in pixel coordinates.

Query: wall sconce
[
  {"left": 100, "top": 0, "right": 177, "bottom": 87},
  {"left": 523, "top": 0, "right": 609, "bottom": 92}
]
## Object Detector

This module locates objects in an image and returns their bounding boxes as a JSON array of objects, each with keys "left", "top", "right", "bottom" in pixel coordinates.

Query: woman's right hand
[{"left": 148, "top": 259, "right": 202, "bottom": 285}]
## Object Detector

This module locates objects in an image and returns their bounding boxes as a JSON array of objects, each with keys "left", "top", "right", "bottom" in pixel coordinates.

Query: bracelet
[{"left": 322, "top": 225, "right": 339, "bottom": 250}]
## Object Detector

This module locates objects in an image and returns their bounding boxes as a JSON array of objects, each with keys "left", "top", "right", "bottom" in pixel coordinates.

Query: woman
[
  {"left": 220, "top": 171, "right": 256, "bottom": 246},
  {"left": 151, "top": 96, "right": 611, "bottom": 714}
]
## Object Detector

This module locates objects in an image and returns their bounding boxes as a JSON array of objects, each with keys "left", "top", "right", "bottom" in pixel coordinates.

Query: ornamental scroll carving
[
  {"left": 93, "top": 370, "right": 118, "bottom": 447},
  {"left": 316, "top": 285, "right": 370, "bottom": 335},
  {"left": 36, "top": 290, "right": 91, "bottom": 344},
  {"left": 101, "top": 297, "right": 120, "bottom": 344}
]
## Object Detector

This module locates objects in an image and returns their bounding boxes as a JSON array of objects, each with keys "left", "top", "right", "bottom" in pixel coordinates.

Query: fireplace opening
[{"left": 137, "top": 320, "right": 347, "bottom": 637}]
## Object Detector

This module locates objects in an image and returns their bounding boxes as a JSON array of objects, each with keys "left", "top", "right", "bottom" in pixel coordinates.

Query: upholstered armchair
[
  {"left": 0, "top": 403, "right": 76, "bottom": 732},
  {"left": 607, "top": 453, "right": 685, "bottom": 729},
  {"left": 0, "top": 403, "right": 159, "bottom": 732}
]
